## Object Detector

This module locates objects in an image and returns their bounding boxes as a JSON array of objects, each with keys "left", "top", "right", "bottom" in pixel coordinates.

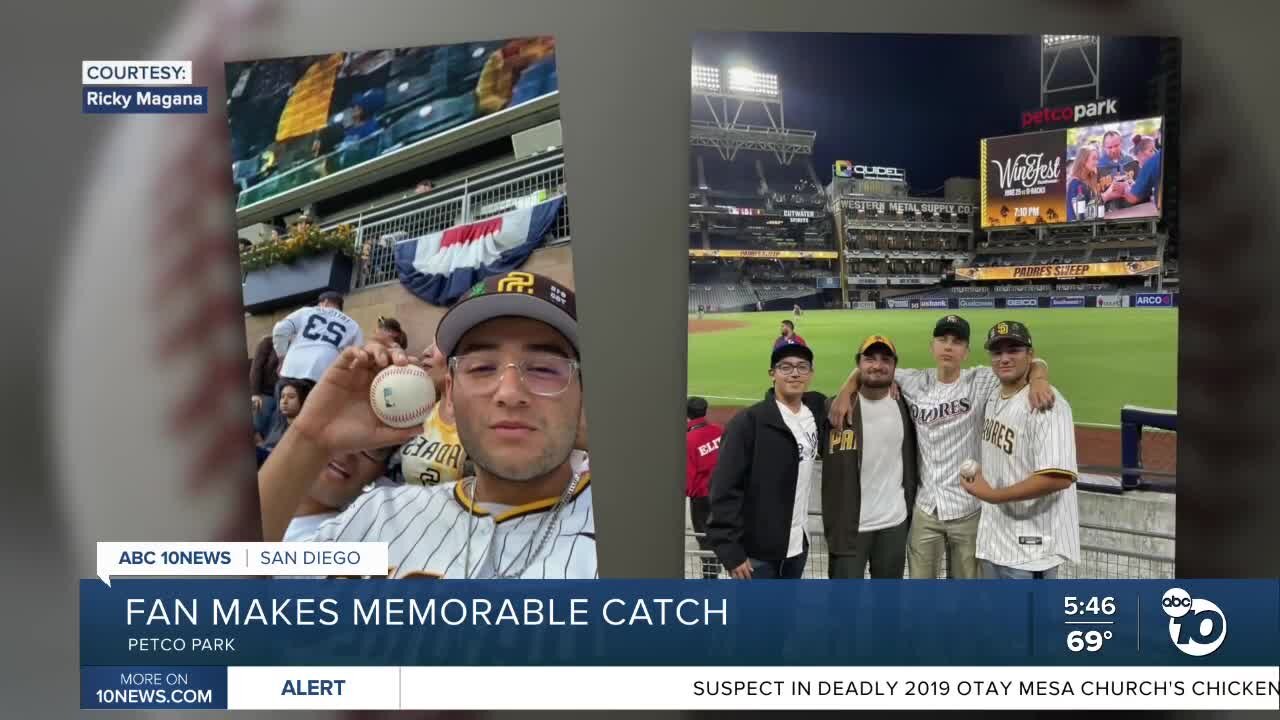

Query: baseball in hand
[
  {"left": 369, "top": 365, "right": 435, "bottom": 428},
  {"left": 959, "top": 458, "right": 980, "bottom": 480}
]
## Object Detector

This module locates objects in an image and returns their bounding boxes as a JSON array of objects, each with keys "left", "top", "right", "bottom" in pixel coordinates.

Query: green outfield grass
[{"left": 688, "top": 308, "right": 1178, "bottom": 427}]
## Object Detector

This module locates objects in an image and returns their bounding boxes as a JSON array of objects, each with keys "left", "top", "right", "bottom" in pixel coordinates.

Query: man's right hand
[
  {"left": 289, "top": 343, "right": 423, "bottom": 456},
  {"left": 251, "top": 395, "right": 265, "bottom": 414},
  {"left": 730, "top": 561, "right": 754, "bottom": 579}
]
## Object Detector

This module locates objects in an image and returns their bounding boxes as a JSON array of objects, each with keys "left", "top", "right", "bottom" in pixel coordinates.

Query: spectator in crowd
[
  {"left": 249, "top": 334, "right": 281, "bottom": 443},
  {"left": 774, "top": 320, "right": 807, "bottom": 350},
  {"left": 1066, "top": 146, "right": 1099, "bottom": 219},
  {"left": 686, "top": 397, "right": 724, "bottom": 580},
  {"left": 343, "top": 93, "right": 383, "bottom": 146},
  {"left": 395, "top": 339, "right": 468, "bottom": 488},
  {"left": 272, "top": 290, "right": 364, "bottom": 384},
  {"left": 282, "top": 443, "right": 399, "bottom": 542},
  {"left": 374, "top": 316, "right": 408, "bottom": 350},
  {"left": 262, "top": 378, "right": 314, "bottom": 452},
  {"left": 1097, "top": 130, "right": 1135, "bottom": 178},
  {"left": 708, "top": 343, "right": 826, "bottom": 579},
  {"left": 1119, "top": 136, "right": 1162, "bottom": 208}
]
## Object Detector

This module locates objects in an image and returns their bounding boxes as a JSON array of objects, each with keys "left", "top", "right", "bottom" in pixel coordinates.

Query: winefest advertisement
[{"left": 981, "top": 116, "right": 1165, "bottom": 229}]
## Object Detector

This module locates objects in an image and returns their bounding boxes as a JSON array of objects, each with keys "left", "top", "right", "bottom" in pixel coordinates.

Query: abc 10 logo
[{"left": 1161, "top": 588, "right": 1227, "bottom": 657}]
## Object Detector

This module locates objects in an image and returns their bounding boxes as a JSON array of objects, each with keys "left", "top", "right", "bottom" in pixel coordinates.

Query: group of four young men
[{"left": 706, "top": 314, "right": 1080, "bottom": 581}]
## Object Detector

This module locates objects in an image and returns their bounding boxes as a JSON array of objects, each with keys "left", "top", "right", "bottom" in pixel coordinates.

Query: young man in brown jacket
[{"left": 822, "top": 335, "right": 921, "bottom": 579}]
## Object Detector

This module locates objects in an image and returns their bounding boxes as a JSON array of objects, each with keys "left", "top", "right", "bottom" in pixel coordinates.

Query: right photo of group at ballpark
[{"left": 685, "top": 32, "right": 1177, "bottom": 580}]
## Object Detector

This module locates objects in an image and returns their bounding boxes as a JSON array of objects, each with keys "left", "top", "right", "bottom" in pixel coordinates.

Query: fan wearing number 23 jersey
[{"left": 273, "top": 305, "right": 364, "bottom": 382}]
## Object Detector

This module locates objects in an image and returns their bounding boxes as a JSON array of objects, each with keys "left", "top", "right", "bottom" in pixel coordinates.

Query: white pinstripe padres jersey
[
  {"left": 311, "top": 474, "right": 596, "bottom": 579},
  {"left": 896, "top": 366, "right": 1000, "bottom": 521},
  {"left": 977, "top": 385, "right": 1080, "bottom": 569}
]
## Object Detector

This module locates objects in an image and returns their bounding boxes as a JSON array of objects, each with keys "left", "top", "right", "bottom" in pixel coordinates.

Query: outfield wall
[{"left": 882, "top": 292, "right": 1177, "bottom": 310}]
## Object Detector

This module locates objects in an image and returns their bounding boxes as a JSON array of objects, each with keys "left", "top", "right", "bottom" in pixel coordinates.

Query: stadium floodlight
[
  {"left": 727, "top": 66, "right": 779, "bottom": 98},
  {"left": 1042, "top": 34, "right": 1097, "bottom": 48},
  {"left": 691, "top": 65, "right": 721, "bottom": 93}
]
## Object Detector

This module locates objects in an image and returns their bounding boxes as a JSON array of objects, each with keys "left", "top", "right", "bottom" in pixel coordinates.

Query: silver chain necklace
[{"left": 463, "top": 470, "right": 582, "bottom": 579}]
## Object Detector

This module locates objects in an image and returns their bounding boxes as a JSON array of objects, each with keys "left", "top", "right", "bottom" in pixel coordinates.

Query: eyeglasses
[
  {"left": 449, "top": 352, "right": 580, "bottom": 397},
  {"left": 773, "top": 362, "right": 813, "bottom": 376}
]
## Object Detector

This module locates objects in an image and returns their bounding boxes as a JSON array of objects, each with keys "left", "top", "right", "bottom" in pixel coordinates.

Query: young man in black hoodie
[
  {"left": 708, "top": 343, "right": 826, "bottom": 579},
  {"left": 822, "top": 335, "right": 921, "bottom": 579}
]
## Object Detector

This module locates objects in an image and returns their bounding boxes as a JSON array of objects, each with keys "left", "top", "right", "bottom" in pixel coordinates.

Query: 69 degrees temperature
[
  {"left": 1063, "top": 595, "right": 1116, "bottom": 653},
  {"left": 1067, "top": 629, "right": 1112, "bottom": 652}
]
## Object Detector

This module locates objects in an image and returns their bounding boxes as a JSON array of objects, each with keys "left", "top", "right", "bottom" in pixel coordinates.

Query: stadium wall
[
  {"left": 880, "top": 292, "right": 1177, "bottom": 310},
  {"left": 243, "top": 244, "right": 573, "bottom": 356}
]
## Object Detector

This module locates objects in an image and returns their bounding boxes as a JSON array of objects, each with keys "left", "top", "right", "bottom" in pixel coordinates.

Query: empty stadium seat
[{"left": 383, "top": 93, "right": 477, "bottom": 150}]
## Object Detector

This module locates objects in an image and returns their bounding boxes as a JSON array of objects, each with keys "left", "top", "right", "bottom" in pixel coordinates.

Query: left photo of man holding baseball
[{"left": 232, "top": 40, "right": 595, "bottom": 578}]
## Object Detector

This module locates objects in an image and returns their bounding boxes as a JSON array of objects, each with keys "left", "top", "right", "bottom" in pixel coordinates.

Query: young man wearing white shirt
[
  {"left": 708, "top": 343, "right": 826, "bottom": 580},
  {"left": 821, "top": 335, "right": 921, "bottom": 579}
]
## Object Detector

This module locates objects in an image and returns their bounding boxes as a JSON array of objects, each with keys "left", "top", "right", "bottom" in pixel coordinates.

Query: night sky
[{"left": 692, "top": 32, "right": 1163, "bottom": 195}]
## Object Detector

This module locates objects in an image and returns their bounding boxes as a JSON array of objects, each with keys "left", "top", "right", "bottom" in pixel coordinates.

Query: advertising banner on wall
[
  {"left": 953, "top": 260, "right": 1161, "bottom": 281},
  {"left": 841, "top": 199, "right": 974, "bottom": 216},
  {"left": 980, "top": 116, "right": 1164, "bottom": 229},
  {"left": 1006, "top": 297, "right": 1040, "bottom": 308},
  {"left": 886, "top": 299, "right": 912, "bottom": 309},
  {"left": 958, "top": 298, "right": 996, "bottom": 308},
  {"left": 1132, "top": 293, "right": 1174, "bottom": 307},
  {"left": 1096, "top": 295, "right": 1126, "bottom": 308},
  {"left": 919, "top": 298, "right": 949, "bottom": 309},
  {"left": 688, "top": 249, "right": 839, "bottom": 260},
  {"left": 1050, "top": 295, "right": 1087, "bottom": 307}
]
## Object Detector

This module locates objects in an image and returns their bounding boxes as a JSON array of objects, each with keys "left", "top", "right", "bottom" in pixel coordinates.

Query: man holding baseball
[
  {"left": 961, "top": 320, "right": 1079, "bottom": 580},
  {"left": 828, "top": 315, "right": 1054, "bottom": 579},
  {"left": 258, "top": 271, "right": 595, "bottom": 579}
]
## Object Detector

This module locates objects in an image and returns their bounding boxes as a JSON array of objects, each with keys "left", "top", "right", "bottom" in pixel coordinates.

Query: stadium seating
[{"left": 230, "top": 42, "right": 553, "bottom": 209}]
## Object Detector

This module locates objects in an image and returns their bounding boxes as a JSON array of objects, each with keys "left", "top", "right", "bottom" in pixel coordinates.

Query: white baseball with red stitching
[
  {"left": 369, "top": 365, "right": 435, "bottom": 428},
  {"left": 960, "top": 458, "right": 980, "bottom": 479}
]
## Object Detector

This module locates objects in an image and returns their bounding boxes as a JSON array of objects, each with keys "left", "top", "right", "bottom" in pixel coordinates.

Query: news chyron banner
[
  {"left": 981, "top": 116, "right": 1164, "bottom": 229},
  {"left": 80, "top": 544, "right": 1279, "bottom": 711}
]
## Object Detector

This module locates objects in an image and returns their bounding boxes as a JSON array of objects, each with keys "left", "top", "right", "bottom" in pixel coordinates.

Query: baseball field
[{"left": 689, "top": 307, "right": 1178, "bottom": 471}]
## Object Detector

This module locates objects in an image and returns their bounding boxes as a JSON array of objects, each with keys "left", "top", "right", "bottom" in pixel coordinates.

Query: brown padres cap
[{"left": 434, "top": 271, "right": 578, "bottom": 358}]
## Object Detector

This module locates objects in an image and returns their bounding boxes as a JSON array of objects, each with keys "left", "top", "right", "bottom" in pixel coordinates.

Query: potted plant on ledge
[{"left": 240, "top": 220, "right": 358, "bottom": 315}]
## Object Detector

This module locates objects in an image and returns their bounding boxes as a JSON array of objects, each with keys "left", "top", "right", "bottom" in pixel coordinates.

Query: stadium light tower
[
  {"left": 690, "top": 62, "right": 815, "bottom": 165},
  {"left": 1040, "top": 35, "right": 1101, "bottom": 106}
]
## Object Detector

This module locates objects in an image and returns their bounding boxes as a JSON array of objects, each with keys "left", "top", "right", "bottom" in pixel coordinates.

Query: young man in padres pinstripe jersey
[
  {"left": 829, "top": 315, "right": 1054, "bottom": 579},
  {"left": 962, "top": 320, "right": 1079, "bottom": 580},
  {"left": 258, "top": 271, "right": 595, "bottom": 579}
]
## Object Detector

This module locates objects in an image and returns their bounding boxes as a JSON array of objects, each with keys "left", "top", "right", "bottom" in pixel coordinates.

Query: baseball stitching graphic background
[{"left": 0, "top": 0, "right": 1273, "bottom": 717}]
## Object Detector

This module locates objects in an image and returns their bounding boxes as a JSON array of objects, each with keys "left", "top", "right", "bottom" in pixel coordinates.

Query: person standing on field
[
  {"left": 962, "top": 320, "right": 1079, "bottom": 580},
  {"left": 686, "top": 396, "right": 723, "bottom": 579},
  {"left": 828, "top": 315, "right": 1054, "bottom": 579}
]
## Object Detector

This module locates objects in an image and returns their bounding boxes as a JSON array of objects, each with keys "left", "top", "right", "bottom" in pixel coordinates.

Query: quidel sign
[
  {"left": 1022, "top": 98, "right": 1120, "bottom": 130},
  {"left": 834, "top": 160, "right": 906, "bottom": 181}
]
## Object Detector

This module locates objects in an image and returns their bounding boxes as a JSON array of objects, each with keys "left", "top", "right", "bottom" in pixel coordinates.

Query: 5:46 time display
[{"left": 1063, "top": 596, "right": 1116, "bottom": 616}]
